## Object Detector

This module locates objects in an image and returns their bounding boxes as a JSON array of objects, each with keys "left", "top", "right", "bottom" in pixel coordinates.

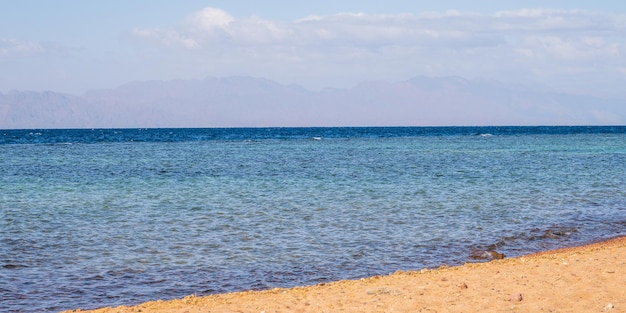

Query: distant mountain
[
  {"left": 1, "top": 76, "right": 624, "bottom": 129},
  {"left": 0, "top": 90, "right": 94, "bottom": 129}
]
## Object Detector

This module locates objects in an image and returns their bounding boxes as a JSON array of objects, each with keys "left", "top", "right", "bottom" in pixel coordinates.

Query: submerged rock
[
  {"left": 488, "top": 250, "right": 505, "bottom": 260},
  {"left": 469, "top": 249, "right": 505, "bottom": 261}
]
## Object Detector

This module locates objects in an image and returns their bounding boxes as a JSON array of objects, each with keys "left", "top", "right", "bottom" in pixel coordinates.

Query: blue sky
[{"left": 1, "top": 1, "right": 625, "bottom": 98}]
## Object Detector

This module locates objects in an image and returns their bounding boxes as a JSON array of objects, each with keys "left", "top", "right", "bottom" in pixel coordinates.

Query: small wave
[{"left": 479, "top": 133, "right": 493, "bottom": 137}]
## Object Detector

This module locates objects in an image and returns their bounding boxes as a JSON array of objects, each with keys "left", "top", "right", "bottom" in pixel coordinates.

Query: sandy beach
[{"left": 62, "top": 236, "right": 626, "bottom": 313}]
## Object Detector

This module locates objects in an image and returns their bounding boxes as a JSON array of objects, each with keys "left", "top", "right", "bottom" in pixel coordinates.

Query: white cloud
[
  {"left": 131, "top": 28, "right": 199, "bottom": 49},
  {"left": 227, "top": 17, "right": 292, "bottom": 44},
  {"left": 521, "top": 35, "right": 621, "bottom": 60},
  {"left": 131, "top": 7, "right": 625, "bottom": 50},
  {"left": 187, "top": 7, "right": 234, "bottom": 32},
  {"left": 0, "top": 39, "right": 46, "bottom": 57},
  {"left": 128, "top": 7, "right": 626, "bottom": 97}
]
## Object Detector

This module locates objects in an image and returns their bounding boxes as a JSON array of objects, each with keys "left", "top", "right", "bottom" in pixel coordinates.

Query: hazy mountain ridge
[
  {"left": 1, "top": 76, "right": 624, "bottom": 129},
  {"left": 0, "top": 90, "right": 94, "bottom": 129}
]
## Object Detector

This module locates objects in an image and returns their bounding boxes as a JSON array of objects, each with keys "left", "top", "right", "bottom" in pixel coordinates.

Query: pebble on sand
[
  {"left": 509, "top": 293, "right": 523, "bottom": 302},
  {"left": 603, "top": 303, "right": 615, "bottom": 311}
]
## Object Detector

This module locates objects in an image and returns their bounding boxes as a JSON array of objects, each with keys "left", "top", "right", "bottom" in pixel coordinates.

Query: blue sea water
[{"left": 1, "top": 126, "right": 625, "bottom": 312}]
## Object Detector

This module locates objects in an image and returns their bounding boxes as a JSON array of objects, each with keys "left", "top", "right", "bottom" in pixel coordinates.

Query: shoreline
[{"left": 63, "top": 236, "right": 626, "bottom": 313}]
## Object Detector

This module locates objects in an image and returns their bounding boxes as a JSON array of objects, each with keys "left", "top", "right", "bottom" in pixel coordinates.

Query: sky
[{"left": 1, "top": 0, "right": 626, "bottom": 99}]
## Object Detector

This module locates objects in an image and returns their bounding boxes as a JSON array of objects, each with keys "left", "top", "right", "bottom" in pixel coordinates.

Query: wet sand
[{"left": 63, "top": 236, "right": 626, "bottom": 313}]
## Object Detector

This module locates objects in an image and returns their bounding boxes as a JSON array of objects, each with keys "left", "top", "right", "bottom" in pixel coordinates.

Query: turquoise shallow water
[{"left": 1, "top": 127, "right": 625, "bottom": 312}]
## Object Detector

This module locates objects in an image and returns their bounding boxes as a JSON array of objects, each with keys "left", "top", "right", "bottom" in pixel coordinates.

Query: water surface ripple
[{"left": 1, "top": 127, "right": 625, "bottom": 312}]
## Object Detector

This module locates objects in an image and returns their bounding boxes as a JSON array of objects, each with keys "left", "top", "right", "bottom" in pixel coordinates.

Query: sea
[{"left": 1, "top": 126, "right": 625, "bottom": 313}]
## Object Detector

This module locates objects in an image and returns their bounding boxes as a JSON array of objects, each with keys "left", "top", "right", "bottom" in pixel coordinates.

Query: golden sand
[{"left": 63, "top": 236, "right": 626, "bottom": 313}]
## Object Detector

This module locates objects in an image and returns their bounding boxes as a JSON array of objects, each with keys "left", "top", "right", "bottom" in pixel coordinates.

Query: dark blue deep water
[{"left": 1, "top": 126, "right": 625, "bottom": 312}]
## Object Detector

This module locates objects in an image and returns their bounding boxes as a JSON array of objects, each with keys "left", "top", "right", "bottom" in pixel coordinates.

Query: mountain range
[{"left": 1, "top": 76, "right": 624, "bottom": 129}]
